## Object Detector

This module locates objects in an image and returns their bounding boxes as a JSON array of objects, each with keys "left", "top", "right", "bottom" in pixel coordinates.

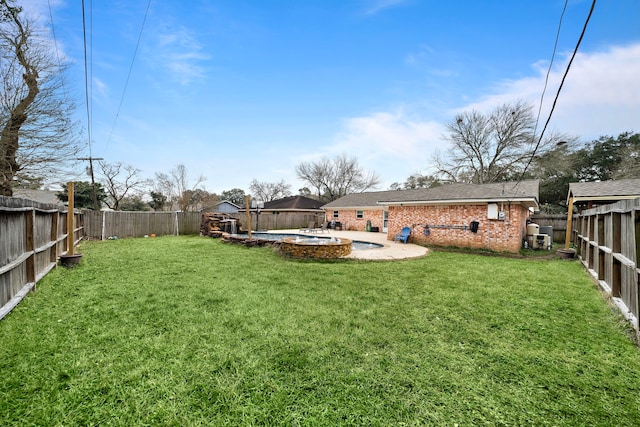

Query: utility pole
[{"left": 77, "top": 157, "right": 104, "bottom": 210}]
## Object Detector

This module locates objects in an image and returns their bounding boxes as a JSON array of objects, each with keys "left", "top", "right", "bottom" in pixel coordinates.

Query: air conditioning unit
[{"left": 532, "top": 233, "right": 550, "bottom": 250}]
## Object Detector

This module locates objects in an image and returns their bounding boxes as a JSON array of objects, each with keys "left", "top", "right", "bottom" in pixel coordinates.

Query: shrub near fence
[
  {"left": 83, "top": 210, "right": 203, "bottom": 239},
  {"left": 571, "top": 198, "right": 640, "bottom": 331},
  {"left": 0, "top": 196, "right": 82, "bottom": 320}
]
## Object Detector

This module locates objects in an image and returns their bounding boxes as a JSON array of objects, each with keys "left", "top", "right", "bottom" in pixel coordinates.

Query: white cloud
[
  {"left": 92, "top": 77, "right": 109, "bottom": 101},
  {"left": 153, "top": 25, "right": 210, "bottom": 85},
  {"left": 364, "top": 0, "right": 408, "bottom": 15},
  {"left": 323, "top": 42, "right": 640, "bottom": 188},
  {"left": 327, "top": 109, "right": 444, "bottom": 186},
  {"left": 460, "top": 43, "right": 640, "bottom": 140},
  {"left": 21, "top": 0, "right": 65, "bottom": 20}
]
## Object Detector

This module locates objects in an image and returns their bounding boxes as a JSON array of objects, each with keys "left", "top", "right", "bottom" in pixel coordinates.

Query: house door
[{"left": 382, "top": 210, "right": 388, "bottom": 233}]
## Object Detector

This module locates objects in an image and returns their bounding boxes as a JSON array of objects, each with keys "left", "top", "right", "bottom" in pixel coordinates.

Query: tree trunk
[
  {"left": 0, "top": 6, "right": 40, "bottom": 196},
  {"left": 0, "top": 114, "right": 26, "bottom": 196}
]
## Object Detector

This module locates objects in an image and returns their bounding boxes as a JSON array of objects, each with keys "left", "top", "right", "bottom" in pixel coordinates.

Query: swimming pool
[{"left": 234, "top": 233, "right": 384, "bottom": 251}]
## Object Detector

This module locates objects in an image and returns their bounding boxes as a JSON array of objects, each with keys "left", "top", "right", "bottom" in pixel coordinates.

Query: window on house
[
  {"left": 333, "top": 210, "right": 339, "bottom": 218},
  {"left": 356, "top": 210, "right": 364, "bottom": 219}
]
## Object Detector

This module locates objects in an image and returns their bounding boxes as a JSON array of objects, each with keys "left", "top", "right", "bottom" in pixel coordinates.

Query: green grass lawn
[{"left": 1, "top": 236, "right": 640, "bottom": 426}]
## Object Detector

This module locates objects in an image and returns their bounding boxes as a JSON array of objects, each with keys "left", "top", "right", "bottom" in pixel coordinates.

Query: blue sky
[{"left": 26, "top": 0, "right": 640, "bottom": 194}]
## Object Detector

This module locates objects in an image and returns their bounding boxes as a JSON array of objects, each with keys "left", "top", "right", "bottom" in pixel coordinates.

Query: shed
[
  {"left": 204, "top": 200, "right": 241, "bottom": 214},
  {"left": 567, "top": 179, "right": 640, "bottom": 210},
  {"left": 564, "top": 178, "right": 640, "bottom": 248}
]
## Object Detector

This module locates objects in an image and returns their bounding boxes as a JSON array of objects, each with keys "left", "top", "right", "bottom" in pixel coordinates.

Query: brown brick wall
[
  {"left": 388, "top": 203, "right": 530, "bottom": 253},
  {"left": 325, "top": 209, "right": 385, "bottom": 231}
]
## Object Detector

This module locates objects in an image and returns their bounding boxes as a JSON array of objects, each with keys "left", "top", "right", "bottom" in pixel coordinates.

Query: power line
[
  {"left": 104, "top": 0, "right": 152, "bottom": 154},
  {"left": 47, "top": 0, "right": 70, "bottom": 101},
  {"left": 81, "top": 0, "right": 92, "bottom": 157},
  {"left": 518, "top": 0, "right": 597, "bottom": 183},
  {"left": 531, "top": 0, "right": 568, "bottom": 148},
  {"left": 80, "top": 1, "right": 102, "bottom": 210}
]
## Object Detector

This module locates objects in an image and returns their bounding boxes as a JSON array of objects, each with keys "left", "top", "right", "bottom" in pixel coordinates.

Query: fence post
[
  {"left": 565, "top": 197, "right": 575, "bottom": 249},
  {"left": 101, "top": 210, "right": 106, "bottom": 241},
  {"left": 245, "top": 196, "right": 252, "bottom": 239},
  {"left": 67, "top": 182, "right": 75, "bottom": 255}
]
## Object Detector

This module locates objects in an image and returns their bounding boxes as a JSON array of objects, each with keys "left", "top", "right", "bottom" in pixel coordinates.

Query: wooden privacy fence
[
  {"left": 83, "top": 210, "right": 203, "bottom": 239},
  {"left": 0, "top": 196, "right": 83, "bottom": 321},
  {"left": 247, "top": 211, "right": 325, "bottom": 231},
  {"left": 83, "top": 210, "right": 326, "bottom": 239},
  {"left": 570, "top": 198, "right": 640, "bottom": 331},
  {"left": 530, "top": 214, "right": 567, "bottom": 243}
]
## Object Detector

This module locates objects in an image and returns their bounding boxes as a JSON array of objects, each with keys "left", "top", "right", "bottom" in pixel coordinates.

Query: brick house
[{"left": 323, "top": 180, "right": 539, "bottom": 253}]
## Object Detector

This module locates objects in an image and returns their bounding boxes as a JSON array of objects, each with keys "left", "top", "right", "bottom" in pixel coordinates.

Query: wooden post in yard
[
  {"left": 564, "top": 196, "right": 574, "bottom": 250},
  {"left": 67, "top": 182, "right": 75, "bottom": 255},
  {"left": 245, "top": 195, "right": 252, "bottom": 239}
]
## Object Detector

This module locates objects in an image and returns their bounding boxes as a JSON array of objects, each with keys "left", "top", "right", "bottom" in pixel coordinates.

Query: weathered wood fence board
[
  {"left": 248, "top": 212, "right": 325, "bottom": 231},
  {"left": 0, "top": 195, "right": 82, "bottom": 321},
  {"left": 83, "top": 210, "right": 325, "bottom": 239},
  {"left": 83, "top": 210, "right": 203, "bottom": 239},
  {"left": 570, "top": 198, "right": 640, "bottom": 331}
]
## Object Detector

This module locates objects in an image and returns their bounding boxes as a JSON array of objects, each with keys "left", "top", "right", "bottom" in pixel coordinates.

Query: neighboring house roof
[
  {"left": 203, "top": 200, "right": 241, "bottom": 212},
  {"left": 568, "top": 179, "right": 640, "bottom": 204},
  {"left": 12, "top": 189, "right": 63, "bottom": 205},
  {"left": 261, "top": 196, "right": 325, "bottom": 211},
  {"left": 323, "top": 180, "right": 540, "bottom": 210}
]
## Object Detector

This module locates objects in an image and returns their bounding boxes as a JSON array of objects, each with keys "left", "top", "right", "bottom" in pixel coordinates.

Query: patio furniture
[{"left": 394, "top": 227, "right": 411, "bottom": 244}]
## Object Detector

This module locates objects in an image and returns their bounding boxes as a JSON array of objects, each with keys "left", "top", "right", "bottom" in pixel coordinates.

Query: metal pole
[{"left": 77, "top": 157, "right": 104, "bottom": 210}]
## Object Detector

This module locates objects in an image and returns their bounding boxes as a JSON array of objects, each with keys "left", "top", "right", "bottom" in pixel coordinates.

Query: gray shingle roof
[
  {"left": 262, "top": 196, "right": 324, "bottom": 210},
  {"left": 568, "top": 179, "right": 640, "bottom": 200},
  {"left": 322, "top": 190, "right": 400, "bottom": 209},
  {"left": 12, "top": 189, "right": 62, "bottom": 205},
  {"left": 323, "top": 180, "right": 539, "bottom": 208}
]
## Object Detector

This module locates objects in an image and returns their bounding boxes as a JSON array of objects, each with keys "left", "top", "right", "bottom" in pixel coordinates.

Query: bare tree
[
  {"left": 248, "top": 179, "right": 292, "bottom": 202},
  {"left": 296, "top": 154, "right": 380, "bottom": 202},
  {"left": 0, "top": 1, "right": 81, "bottom": 195},
  {"left": 154, "top": 164, "right": 206, "bottom": 211},
  {"left": 184, "top": 188, "right": 219, "bottom": 211},
  {"left": 98, "top": 160, "right": 151, "bottom": 210},
  {"left": 434, "top": 101, "right": 565, "bottom": 184}
]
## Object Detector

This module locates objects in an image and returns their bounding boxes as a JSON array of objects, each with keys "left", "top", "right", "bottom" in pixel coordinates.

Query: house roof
[
  {"left": 12, "top": 189, "right": 63, "bottom": 205},
  {"left": 323, "top": 180, "right": 540, "bottom": 209},
  {"left": 568, "top": 179, "right": 640, "bottom": 204},
  {"left": 251, "top": 195, "right": 325, "bottom": 211},
  {"left": 210, "top": 200, "right": 241, "bottom": 209},
  {"left": 322, "top": 190, "right": 404, "bottom": 210}
]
